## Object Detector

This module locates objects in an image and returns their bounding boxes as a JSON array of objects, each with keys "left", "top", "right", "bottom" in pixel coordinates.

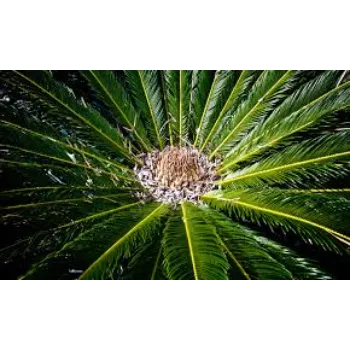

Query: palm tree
[{"left": 1, "top": 70, "right": 350, "bottom": 279}]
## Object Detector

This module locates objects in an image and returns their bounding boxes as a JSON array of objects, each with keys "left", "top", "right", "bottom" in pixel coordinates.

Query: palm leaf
[
  {"left": 178, "top": 70, "right": 193, "bottom": 147},
  {"left": 0, "top": 157, "right": 133, "bottom": 193},
  {"left": 163, "top": 70, "right": 179, "bottom": 145},
  {"left": 0, "top": 103, "right": 136, "bottom": 192},
  {"left": 55, "top": 201, "right": 142, "bottom": 232},
  {"left": 0, "top": 102, "right": 137, "bottom": 216},
  {"left": 0, "top": 118, "right": 132, "bottom": 175},
  {"left": 221, "top": 71, "right": 350, "bottom": 170},
  {"left": 123, "top": 70, "right": 167, "bottom": 148},
  {"left": 0, "top": 142, "right": 131, "bottom": 183},
  {"left": 120, "top": 235, "right": 166, "bottom": 280},
  {"left": 159, "top": 70, "right": 174, "bottom": 145},
  {"left": 202, "top": 188, "right": 350, "bottom": 252},
  {"left": 163, "top": 70, "right": 192, "bottom": 146},
  {"left": 194, "top": 70, "right": 243, "bottom": 148},
  {"left": 78, "top": 202, "right": 169, "bottom": 279},
  {"left": 0, "top": 100, "right": 133, "bottom": 170},
  {"left": 219, "top": 131, "right": 350, "bottom": 187},
  {"left": 81, "top": 70, "right": 151, "bottom": 151},
  {"left": 2, "top": 70, "right": 135, "bottom": 162},
  {"left": 1, "top": 200, "right": 142, "bottom": 274},
  {"left": 189, "top": 70, "right": 215, "bottom": 142},
  {"left": 199, "top": 70, "right": 258, "bottom": 152},
  {"left": 205, "top": 208, "right": 330, "bottom": 279},
  {"left": 20, "top": 202, "right": 169, "bottom": 279},
  {"left": 209, "top": 70, "right": 296, "bottom": 158},
  {"left": 162, "top": 202, "right": 229, "bottom": 280}
]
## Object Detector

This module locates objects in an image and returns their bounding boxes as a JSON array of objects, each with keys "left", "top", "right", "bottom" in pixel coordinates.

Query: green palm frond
[
  {"left": 219, "top": 131, "right": 350, "bottom": 187},
  {"left": 209, "top": 70, "right": 297, "bottom": 158},
  {"left": 2, "top": 70, "right": 136, "bottom": 161},
  {"left": 199, "top": 70, "right": 258, "bottom": 152},
  {"left": 79, "top": 202, "right": 169, "bottom": 279},
  {"left": 14, "top": 203, "right": 135, "bottom": 279},
  {"left": 221, "top": 71, "right": 350, "bottom": 170},
  {"left": 81, "top": 70, "right": 151, "bottom": 151},
  {"left": 123, "top": 70, "right": 167, "bottom": 148},
  {"left": 162, "top": 202, "right": 229, "bottom": 280},
  {"left": 120, "top": 235, "right": 166, "bottom": 280},
  {"left": 0, "top": 118, "right": 132, "bottom": 174},
  {"left": 163, "top": 70, "right": 192, "bottom": 146},
  {"left": 0, "top": 199, "right": 142, "bottom": 275},
  {"left": 159, "top": 70, "right": 173, "bottom": 145},
  {"left": 163, "top": 70, "right": 179, "bottom": 145},
  {"left": 194, "top": 70, "right": 246, "bottom": 149},
  {"left": 187, "top": 70, "right": 213, "bottom": 141},
  {"left": 20, "top": 202, "right": 169, "bottom": 279},
  {"left": 202, "top": 188, "right": 350, "bottom": 252},
  {"left": 205, "top": 208, "right": 330, "bottom": 279},
  {"left": 0, "top": 141, "right": 130, "bottom": 184},
  {"left": 0, "top": 102, "right": 131, "bottom": 174},
  {"left": 1, "top": 195, "right": 136, "bottom": 258},
  {"left": 0, "top": 117, "right": 134, "bottom": 186},
  {"left": 1, "top": 158, "right": 130, "bottom": 190}
]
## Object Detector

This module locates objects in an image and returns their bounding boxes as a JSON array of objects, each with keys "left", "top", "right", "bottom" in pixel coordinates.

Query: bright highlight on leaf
[{"left": 1, "top": 70, "right": 350, "bottom": 280}]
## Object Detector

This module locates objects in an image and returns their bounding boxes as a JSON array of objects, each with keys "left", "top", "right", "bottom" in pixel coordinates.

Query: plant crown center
[{"left": 134, "top": 146, "right": 219, "bottom": 204}]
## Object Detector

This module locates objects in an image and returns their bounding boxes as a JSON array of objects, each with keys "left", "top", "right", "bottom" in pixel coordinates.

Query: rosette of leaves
[{"left": 1, "top": 70, "right": 350, "bottom": 280}]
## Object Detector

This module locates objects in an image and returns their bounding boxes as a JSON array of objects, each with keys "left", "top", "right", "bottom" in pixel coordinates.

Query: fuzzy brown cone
[{"left": 134, "top": 146, "right": 220, "bottom": 204}]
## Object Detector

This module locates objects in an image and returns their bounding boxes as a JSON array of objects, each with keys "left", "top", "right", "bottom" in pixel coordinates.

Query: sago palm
[{"left": 1, "top": 70, "right": 350, "bottom": 279}]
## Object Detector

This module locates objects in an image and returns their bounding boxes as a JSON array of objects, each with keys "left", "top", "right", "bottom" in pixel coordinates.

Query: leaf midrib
[
  {"left": 181, "top": 203, "right": 199, "bottom": 280},
  {"left": 58, "top": 202, "right": 141, "bottom": 230},
  {"left": 213, "top": 229, "right": 251, "bottom": 280},
  {"left": 2, "top": 193, "right": 131, "bottom": 210},
  {"left": 150, "top": 243, "right": 163, "bottom": 280},
  {"left": 219, "top": 150, "right": 350, "bottom": 185}
]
